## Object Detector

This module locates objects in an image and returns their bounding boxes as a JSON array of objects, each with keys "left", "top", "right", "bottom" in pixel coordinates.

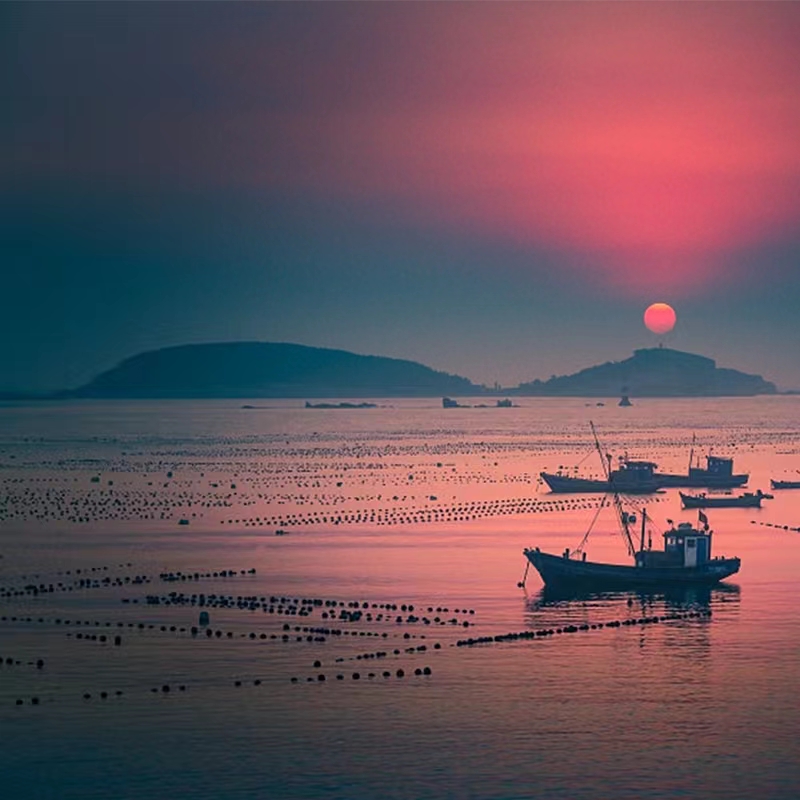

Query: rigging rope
[
  {"left": 573, "top": 493, "right": 608, "bottom": 554},
  {"left": 574, "top": 445, "right": 600, "bottom": 468}
]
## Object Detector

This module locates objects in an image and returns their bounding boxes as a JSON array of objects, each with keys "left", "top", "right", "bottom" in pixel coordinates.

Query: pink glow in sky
[
  {"left": 7, "top": 4, "right": 800, "bottom": 298},
  {"left": 247, "top": 4, "right": 800, "bottom": 294}
]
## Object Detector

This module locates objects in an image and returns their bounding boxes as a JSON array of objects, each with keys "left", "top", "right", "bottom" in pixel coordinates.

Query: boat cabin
[
  {"left": 636, "top": 522, "right": 712, "bottom": 569},
  {"left": 664, "top": 522, "right": 712, "bottom": 566},
  {"left": 690, "top": 455, "right": 734, "bottom": 479},
  {"left": 610, "top": 460, "right": 658, "bottom": 491}
]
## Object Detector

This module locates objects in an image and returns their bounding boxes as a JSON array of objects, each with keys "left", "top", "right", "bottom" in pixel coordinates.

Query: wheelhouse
[{"left": 664, "top": 522, "right": 712, "bottom": 567}]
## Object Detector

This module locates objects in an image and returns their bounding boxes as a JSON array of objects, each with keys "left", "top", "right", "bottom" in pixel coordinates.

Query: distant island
[
  {"left": 48, "top": 342, "right": 778, "bottom": 399},
  {"left": 64, "top": 342, "right": 480, "bottom": 399},
  {"left": 513, "top": 347, "right": 776, "bottom": 397}
]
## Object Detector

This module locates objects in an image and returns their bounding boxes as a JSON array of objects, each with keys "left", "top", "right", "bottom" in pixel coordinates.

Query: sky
[{"left": 3, "top": 2, "right": 800, "bottom": 392}]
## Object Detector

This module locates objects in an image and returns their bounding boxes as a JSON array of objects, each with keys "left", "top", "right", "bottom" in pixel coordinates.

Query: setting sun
[{"left": 644, "top": 302, "right": 677, "bottom": 334}]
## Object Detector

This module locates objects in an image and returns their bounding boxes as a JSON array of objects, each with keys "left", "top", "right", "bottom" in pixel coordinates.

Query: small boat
[
  {"left": 770, "top": 479, "right": 800, "bottom": 490},
  {"left": 522, "top": 509, "right": 740, "bottom": 590},
  {"left": 679, "top": 490, "right": 769, "bottom": 509}
]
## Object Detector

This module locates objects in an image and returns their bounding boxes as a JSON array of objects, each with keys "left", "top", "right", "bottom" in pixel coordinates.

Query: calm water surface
[{"left": 1, "top": 398, "right": 799, "bottom": 799}]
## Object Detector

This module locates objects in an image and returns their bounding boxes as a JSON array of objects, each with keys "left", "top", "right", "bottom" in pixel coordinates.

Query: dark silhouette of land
[
  {"left": 64, "top": 342, "right": 479, "bottom": 399},
  {"left": 38, "top": 342, "right": 778, "bottom": 399},
  {"left": 514, "top": 347, "right": 776, "bottom": 397}
]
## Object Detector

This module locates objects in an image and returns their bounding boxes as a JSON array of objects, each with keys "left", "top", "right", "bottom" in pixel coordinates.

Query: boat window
[{"left": 687, "top": 539, "right": 696, "bottom": 548}]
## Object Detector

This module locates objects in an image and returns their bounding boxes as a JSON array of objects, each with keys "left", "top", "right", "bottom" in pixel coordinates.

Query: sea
[{"left": 1, "top": 397, "right": 799, "bottom": 800}]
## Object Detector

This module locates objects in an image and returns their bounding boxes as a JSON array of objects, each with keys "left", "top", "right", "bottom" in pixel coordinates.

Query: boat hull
[
  {"left": 680, "top": 493, "right": 762, "bottom": 508},
  {"left": 656, "top": 473, "right": 748, "bottom": 489},
  {"left": 771, "top": 479, "right": 800, "bottom": 490},
  {"left": 540, "top": 473, "right": 659, "bottom": 494},
  {"left": 524, "top": 549, "right": 740, "bottom": 589}
]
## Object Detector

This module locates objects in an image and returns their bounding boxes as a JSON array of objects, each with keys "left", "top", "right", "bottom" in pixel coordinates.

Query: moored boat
[
  {"left": 542, "top": 451, "right": 748, "bottom": 493},
  {"left": 655, "top": 454, "right": 748, "bottom": 489},
  {"left": 679, "top": 490, "right": 768, "bottom": 509},
  {"left": 541, "top": 458, "right": 660, "bottom": 494},
  {"left": 523, "top": 510, "right": 740, "bottom": 590},
  {"left": 770, "top": 478, "right": 800, "bottom": 490}
]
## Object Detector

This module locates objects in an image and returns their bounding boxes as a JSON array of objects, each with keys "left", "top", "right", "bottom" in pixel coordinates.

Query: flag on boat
[{"left": 698, "top": 510, "right": 709, "bottom": 528}]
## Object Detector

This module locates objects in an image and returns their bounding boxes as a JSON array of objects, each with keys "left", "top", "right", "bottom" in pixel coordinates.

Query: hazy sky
[{"left": 4, "top": 2, "right": 800, "bottom": 391}]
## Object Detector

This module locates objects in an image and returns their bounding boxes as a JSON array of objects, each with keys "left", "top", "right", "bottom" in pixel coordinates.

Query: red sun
[{"left": 644, "top": 302, "right": 677, "bottom": 335}]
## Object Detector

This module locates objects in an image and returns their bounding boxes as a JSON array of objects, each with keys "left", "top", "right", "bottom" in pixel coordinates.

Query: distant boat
[
  {"left": 541, "top": 457, "right": 660, "bottom": 494},
  {"left": 770, "top": 478, "right": 800, "bottom": 490},
  {"left": 655, "top": 442, "right": 748, "bottom": 488},
  {"left": 543, "top": 450, "right": 750, "bottom": 493},
  {"left": 523, "top": 429, "right": 740, "bottom": 589},
  {"left": 679, "top": 490, "right": 769, "bottom": 509}
]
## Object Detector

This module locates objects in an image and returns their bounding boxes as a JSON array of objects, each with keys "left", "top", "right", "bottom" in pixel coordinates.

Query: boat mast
[
  {"left": 639, "top": 508, "right": 647, "bottom": 553},
  {"left": 590, "top": 422, "right": 637, "bottom": 557},
  {"left": 688, "top": 434, "right": 695, "bottom": 472}
]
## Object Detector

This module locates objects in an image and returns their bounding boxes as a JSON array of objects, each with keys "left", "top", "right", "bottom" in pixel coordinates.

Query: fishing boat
[
  {"left": 522, "top": 504, "right": 739, "bottom": 589},
  {"left": 540, "top": 458, "right": 660, "bottom": 494},
  {"left": 770, "top": 478, "right": 800, "bottom": 490},
  {"left": 654, "top": 440, "right": 748, "bottom": 489},
  {"left": 679, "top": 490, "right": 768, "bottom": 509},
  {"left": 542, "top": 438, "right": 747, "bottom": 493},
  {"left": 522, "top": 426, "right": 741, "bottom": 590},
  {"left": 523, "top": 523, "right": 739, "bottom": 589}
]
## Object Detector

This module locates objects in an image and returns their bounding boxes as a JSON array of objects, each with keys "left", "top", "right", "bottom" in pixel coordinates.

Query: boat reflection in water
[{"left": 526, "top": 581, "right": 741, "bottom": 613}]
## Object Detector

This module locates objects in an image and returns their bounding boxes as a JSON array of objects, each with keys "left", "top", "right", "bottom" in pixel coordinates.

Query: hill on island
[
  {"left": 67, "top": 342, "right": 480, "bottom": 399},
  {"left": 62, "top": 342, "right": 776, "bottom": 399},
  {"left": 514, "top": 347, "right": 776, "bottom": 397}
]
